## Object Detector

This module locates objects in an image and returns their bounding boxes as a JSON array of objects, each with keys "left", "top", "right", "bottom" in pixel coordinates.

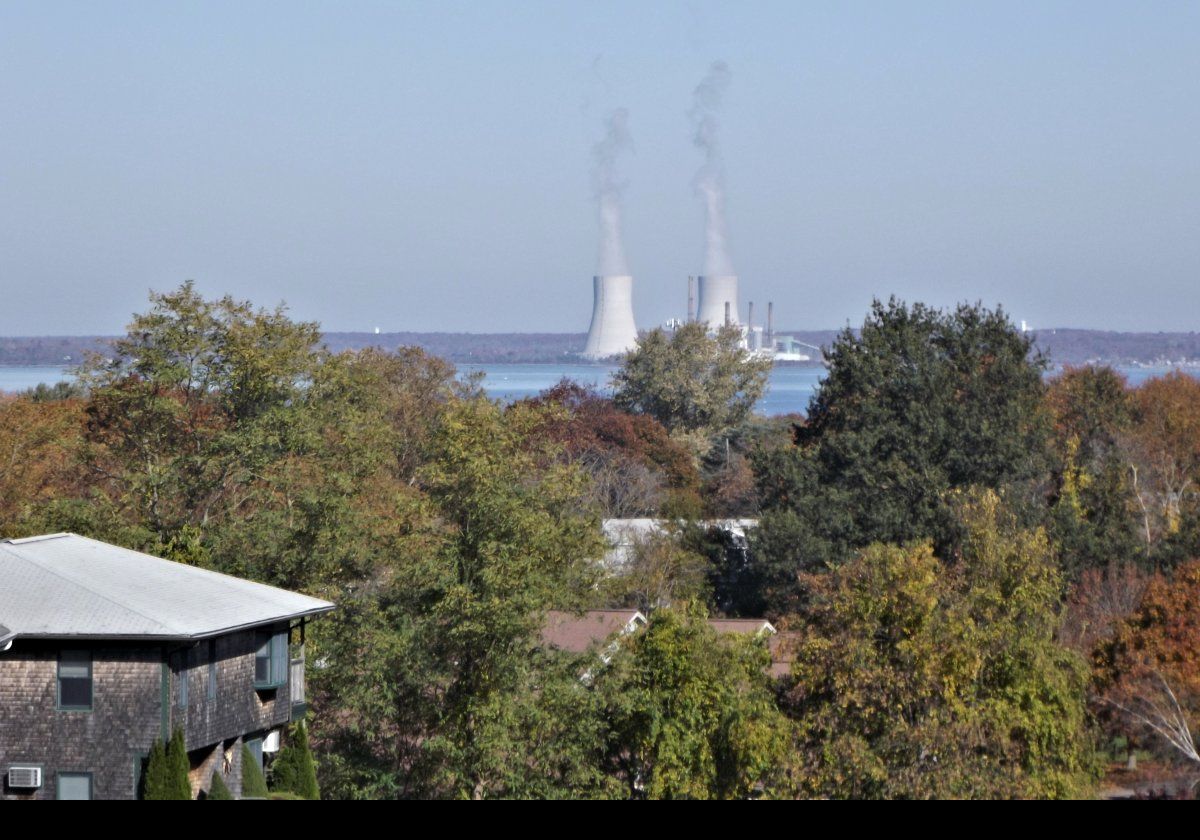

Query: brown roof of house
[
  {"left": 540, "top": 609, "right": 646, "bottom": 653},
  {"left": 707, "top": 618, "right": 777, "bottom": 636}
]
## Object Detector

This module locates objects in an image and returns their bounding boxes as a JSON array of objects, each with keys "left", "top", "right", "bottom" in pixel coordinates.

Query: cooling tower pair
[{"left": 581, "top": 274, "right": 739, "bottom": 360}]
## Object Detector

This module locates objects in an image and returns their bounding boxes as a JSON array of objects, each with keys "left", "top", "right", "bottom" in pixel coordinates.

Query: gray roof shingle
[{"left": 0, "top": 533, "right": 333, "bottom": 641}]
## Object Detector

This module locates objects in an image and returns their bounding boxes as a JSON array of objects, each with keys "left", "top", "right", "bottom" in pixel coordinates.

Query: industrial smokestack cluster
[{"left": 582, "top": 62, "right": 777, "bottom": 360}]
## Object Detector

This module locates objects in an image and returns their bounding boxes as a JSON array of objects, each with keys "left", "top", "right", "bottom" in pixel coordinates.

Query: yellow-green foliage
[
  {"left": 788, "top": 491, "right": 1098, "bottom": 799},
  {"left": 600, "top": 606, "right": 796, "bottom": 799}
]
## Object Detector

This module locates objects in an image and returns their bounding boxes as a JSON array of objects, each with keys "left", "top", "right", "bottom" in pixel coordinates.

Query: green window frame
[
  {"left": 56, "top": 771, "right": 93, "bottom": 800},
  {"left": 57, "top": 650, "right": 92, "bottom": 712},
  {"left": 253, "top": 629, "right": 289, "bottom": 690}
]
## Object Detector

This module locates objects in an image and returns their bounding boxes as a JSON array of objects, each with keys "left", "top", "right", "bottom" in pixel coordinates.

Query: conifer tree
[
  {"left": 206, "top": 770, "right": 234, "bottom": 800},
  {"left": 144, "top": 730, "right": 192, "bottom": 800},
  {"left": 270, "top": 723, "right": 321, "bottom": 800},
  {"left": 242, "top": 745, "right": 269, "bottom": 798},
  {"left": 167, "top": 728, "right": 193, "bottom": 799}
]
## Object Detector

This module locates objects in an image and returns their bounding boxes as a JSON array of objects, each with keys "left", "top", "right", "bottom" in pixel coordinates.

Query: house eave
[{"left": 0, "top": 604, "right": 335, "bottom": 645}]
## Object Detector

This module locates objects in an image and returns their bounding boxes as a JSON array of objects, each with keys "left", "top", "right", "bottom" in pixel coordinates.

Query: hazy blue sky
[{"left": 2, "top": 1, "right": 1197, "bottom": 335}]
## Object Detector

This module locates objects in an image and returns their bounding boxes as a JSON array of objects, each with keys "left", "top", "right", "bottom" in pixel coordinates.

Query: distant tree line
[{"left": 4, "top": 324, "right": 1200, "bottom": 370}]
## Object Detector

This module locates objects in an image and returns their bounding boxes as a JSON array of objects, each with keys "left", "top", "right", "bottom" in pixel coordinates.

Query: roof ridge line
[
  {"left": 1, "top": 532, "right": 73, "bottom": 545},
  {"left": 66, "top": 534, "right": 331, "bottom": 606},
  {"left": 0, "top": 542, "right": 185, "bottom": 636}
]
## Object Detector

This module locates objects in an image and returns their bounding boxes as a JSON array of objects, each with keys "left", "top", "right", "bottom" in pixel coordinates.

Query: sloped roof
[
  {"left": 707, "top": 618, "right": 777, "bottom": 636},
  {"left": 0, "top": 533, "right": 333, "bottom": 641},
  {"left": 540, "top": 609, "right": 646, "bottom": 653}
]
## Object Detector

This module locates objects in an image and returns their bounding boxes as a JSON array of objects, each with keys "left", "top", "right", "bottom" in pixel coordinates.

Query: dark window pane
[
  {"left": 58, "top": 650, "right": 92, "bottom": 710},
  {"left": 60, "top": 677, "right": 92, "bottom": 708}
]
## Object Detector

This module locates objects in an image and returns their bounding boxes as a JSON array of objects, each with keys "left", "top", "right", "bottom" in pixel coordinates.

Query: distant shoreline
[{"left": 2, "top": 328, "right": 1199, "bottom": 368}]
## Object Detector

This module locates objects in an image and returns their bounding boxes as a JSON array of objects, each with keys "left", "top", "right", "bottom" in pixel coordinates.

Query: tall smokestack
[
  {"left": 747, "top": 301, "right": 754, "bottom": 330},
  {"left": 724, "top": 301, "right": 731, "bottom": 327},
  {"left": 767, "top": 301, "right": 774, "bottom": 349},
  {"left": 687, "top": 276, "right": 695, "bottom": 322},
  {"left": 583, "top": 275, "right": 638, "bottom": 359}
]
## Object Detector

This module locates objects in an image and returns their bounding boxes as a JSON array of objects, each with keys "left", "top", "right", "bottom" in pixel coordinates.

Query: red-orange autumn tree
[
  {"left": 1095, "top": 560, "right": 1200, "bottom": 763},
  {"left": 1125, "top": 372, "right": 1200, "bottom": 559},
  {"left": 525, "top": 380, "right": 701, "bottom": 516},
  {"left": 0, "top": 395, "right": 88, "bottom": 534}
]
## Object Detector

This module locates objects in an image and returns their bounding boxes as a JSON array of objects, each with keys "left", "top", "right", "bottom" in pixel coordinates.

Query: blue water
[
  {"left": 456, "top": 363, "right": 828, "bottom": 417},
  {"left": 2, "top": 363, "right": 1196, "bottom": 417},
  {"left": 0, "top": 366, "right": 76, "bottom": 393}
]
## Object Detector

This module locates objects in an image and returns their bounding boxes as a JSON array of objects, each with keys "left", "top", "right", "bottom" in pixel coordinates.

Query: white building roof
[{"left": 0, "top": 533, "right": 334, "bottom": 641}]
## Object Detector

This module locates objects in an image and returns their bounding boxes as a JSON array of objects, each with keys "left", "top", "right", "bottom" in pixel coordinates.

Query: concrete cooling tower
[
  {"left": 582, "top": 274, "right": 639, "bottom": 359},
  {"left": 696, "top": 275, "right": 739, "bottom": 328}
]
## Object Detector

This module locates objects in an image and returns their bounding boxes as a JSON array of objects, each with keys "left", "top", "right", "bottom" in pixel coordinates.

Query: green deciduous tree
[
  {"left": 598, "top": 607, "right": 796, "bottom": 799},
  {"left": 312, "top": 397, "right": 608, "bottom": 799},
  {"left": 78, "top": 281, "right": 325, "bottom": 553},
  {"left": 786, "top": 491, "right": 1096, "bottom": 799},
  {"left": 613, "top": 323, "right": 771, "bottom": 436},
  {"left": 751, "top": 298, "right": 1049, "bottom": 612},
  {"left": 1044, "top": 366, "right": 1141, "bottom": 578}
]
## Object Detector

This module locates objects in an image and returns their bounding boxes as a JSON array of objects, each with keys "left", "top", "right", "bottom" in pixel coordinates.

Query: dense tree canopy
[
  {"left": 750, "top": 298, "right": 1049, "bottom": 613},
  {"left": 598, "top": 607, "right": 796, "bottom": 799},
  {"left": 786, "top": 492, "right": 1095, "bottom": 799},
  {"left": 613, "top": 322, "right": 771, "bottom": 437}
]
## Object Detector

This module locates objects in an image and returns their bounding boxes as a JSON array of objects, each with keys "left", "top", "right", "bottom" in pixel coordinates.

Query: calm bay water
[{"left": 2, "top": 363, "right": 1195, "bottom": 417}]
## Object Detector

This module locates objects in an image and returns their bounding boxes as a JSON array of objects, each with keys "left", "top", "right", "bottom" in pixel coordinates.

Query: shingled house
[{"left": 0, "top": 533, "right": 334, "bottom": 800}]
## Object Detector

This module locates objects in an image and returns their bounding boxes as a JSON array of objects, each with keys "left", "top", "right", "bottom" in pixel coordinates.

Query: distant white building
[{"left": 600, "top": 518, "right": 757, "bottom": 571}]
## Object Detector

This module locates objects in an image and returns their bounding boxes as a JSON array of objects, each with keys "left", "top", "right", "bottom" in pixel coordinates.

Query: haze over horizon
[{"left": 2, "top": 2, "right": 1198, "bottom": 336}]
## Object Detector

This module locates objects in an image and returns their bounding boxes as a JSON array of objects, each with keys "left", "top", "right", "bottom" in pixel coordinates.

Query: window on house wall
[
  {"left": 253, "top": 629, "right": 289, "bottom": 689},
  {"left": 174, "top": 649, "right": 189, "bottom": 709},
  {"left": 207, "top": 639, "right": 217, "bottom": 701},
  {"left": 57, "top": 650, "right": 92, "bottom": 711},
  {"left": 56, "top": 772, "right": 93, "bottom": 800}
]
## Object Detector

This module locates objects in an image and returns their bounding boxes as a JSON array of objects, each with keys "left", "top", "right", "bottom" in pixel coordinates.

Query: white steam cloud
[
  {"left": 592, "top": 108, "right": 632, "bottom": 276},
  {"left": 689, "top": 61, "right": 734, "bottom": 276}
]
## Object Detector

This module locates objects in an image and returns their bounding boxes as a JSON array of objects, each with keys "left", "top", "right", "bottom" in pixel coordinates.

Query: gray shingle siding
[{"left": 0, "top": 626, "right": 298, "bottom": 800}]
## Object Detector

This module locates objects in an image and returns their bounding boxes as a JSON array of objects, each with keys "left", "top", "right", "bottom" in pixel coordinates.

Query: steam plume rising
[
  {"left": 689, "top": 61, "right": 734, "bottom": 276},
  {"left": 592, "top": 108, "right": 632, "bottom": 276}
]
